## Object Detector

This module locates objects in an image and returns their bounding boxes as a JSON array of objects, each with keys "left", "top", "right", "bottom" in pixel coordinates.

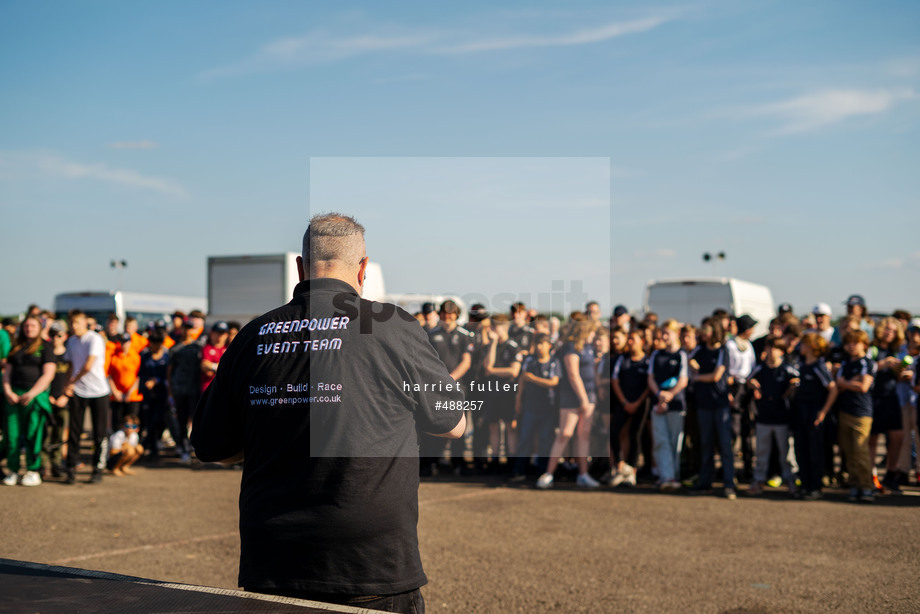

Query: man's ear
[
  {"left": 357, "top": 257, "right": 369, "bottom": 292},
  {"left": 296, "top": 256, "right": 306, "bottom": 282}
]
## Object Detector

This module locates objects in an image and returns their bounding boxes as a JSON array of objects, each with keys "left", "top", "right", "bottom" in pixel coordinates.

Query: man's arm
[{"left": 428, "top": 413, "right": 466, "bottom": 439}]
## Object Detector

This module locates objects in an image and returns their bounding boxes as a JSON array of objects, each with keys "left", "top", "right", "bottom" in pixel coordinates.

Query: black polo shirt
[
  {"left": 749, "top": 362, "right": 799, "bottom": 425},
  {"left": 427, "top": 324, "right": 474, "bottom": 374},
  {"left": 508, "top": 323, "right": 534, "bottom": 353},
  {"left": 837, "top": 356, "right": 876, "bottom": 418},
  {"left": 690, "top": 346, "right": 729, "bottom": 410},
  {"left": 192, "top": 278, "right": 463, "bottom": 596}
]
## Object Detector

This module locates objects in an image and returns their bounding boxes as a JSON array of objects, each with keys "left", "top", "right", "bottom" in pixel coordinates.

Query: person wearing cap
[
  {"left": 191, "top": 213, "right": 463, "bottom": 611},
  {"left": 186, "top": 310, "right": 207, "bottom": 343},
  {"left": 809, "top": 303, "right": 835, "bottom": 344},
  {"left": 138, "top": 330, "right": 177, "bottom": 461},
  {"left": 831, "top": 295, "right": 874, "bottom": 345},
  {"left": 167, "top": 321, "right": 202, "bottom": 464},
  {"left": 107, "top": 332, "right": 143, "bottom": 432},
  {"left": 726, "top": 314, "right": 758, "bottom": 482},
  {"left": 201, "top": 321, "right": 230, "bottom": 393}
]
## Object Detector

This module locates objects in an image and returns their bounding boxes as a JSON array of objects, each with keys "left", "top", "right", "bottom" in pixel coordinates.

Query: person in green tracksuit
[{"left": 3, "top": 315, "right": 56, "bottom": 487}]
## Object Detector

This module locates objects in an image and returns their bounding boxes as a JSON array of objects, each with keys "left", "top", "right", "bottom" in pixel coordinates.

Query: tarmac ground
[{"left": 2, "top": 451, "right": 920, "bottom": 613}]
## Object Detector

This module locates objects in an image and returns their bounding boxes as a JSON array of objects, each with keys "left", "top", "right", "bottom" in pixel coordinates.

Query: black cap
[
  {"left": 735, "top": 315, "right": 757, "bottom": 334},
  {"left": 117, "top": 332, "right": 132, "bottom": 344},
  {"left": 777, "top": 303, "right": 793, "bottom": 315},
  {"left": 421, "top": 302, "right": 436, "bottom": 315},
  {"left": 613, "top": 305, "right": 628, "bottom": 318},
  {"left": 211, "top": 321, "right": 230, "bottom": 333},
  {"left": 845, "top": 294, "right": 866, "bottom": 307}
]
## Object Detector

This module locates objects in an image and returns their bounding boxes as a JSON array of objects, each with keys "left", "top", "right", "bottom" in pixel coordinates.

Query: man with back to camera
[{"left": 191, "top": 213, "right": 465, "bottom": 613}]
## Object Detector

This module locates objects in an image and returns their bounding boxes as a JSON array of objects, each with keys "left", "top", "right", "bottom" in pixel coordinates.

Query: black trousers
[
  {"left": 68, "top": 394, "right": 110, "bottom": 473},
  {"left": 795, "top": 417, "right": 825, "bottom": 492}
]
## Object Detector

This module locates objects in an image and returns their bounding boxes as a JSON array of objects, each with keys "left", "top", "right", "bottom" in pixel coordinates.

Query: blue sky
[{"left": 1, "top": 1, "right": 918, "bottom": 318}]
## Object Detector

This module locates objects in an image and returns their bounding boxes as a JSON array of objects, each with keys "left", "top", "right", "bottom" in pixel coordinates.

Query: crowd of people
[
  {"left": 0, "top": 304, "right": 236, "bottom": 486},
  {"left": 418, "top": 295, "right": 920, "bottom": 503},
  {"left": 3, "top": 294, "right": 919, "bottom": 504}
]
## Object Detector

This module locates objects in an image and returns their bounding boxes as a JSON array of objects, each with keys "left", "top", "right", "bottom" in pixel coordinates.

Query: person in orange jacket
[{"left": 107, "top": 333, "right": 143, "bottom": 432}]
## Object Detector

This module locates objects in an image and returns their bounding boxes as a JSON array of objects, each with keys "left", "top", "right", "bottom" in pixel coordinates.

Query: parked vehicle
[
  {"left": 643, "top": 278, "right": 775, "bottom": 338},
  {"left": 53, "top": 291, "right": 206, "bottom": 328},
  {"left": 207, "top": 253, "right": 385, "bottom": 324}
]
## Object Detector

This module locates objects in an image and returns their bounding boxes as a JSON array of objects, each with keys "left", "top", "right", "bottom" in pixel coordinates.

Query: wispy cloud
[
  {"left": 751, "top": 88, "right": 920, "bottom": 134},
  {"left": 201, "top": 14, "right": 675, "bottom": 79},
  {"left": 436, "top": 17, "right": 672, "bottom": 54},
  {"left": 0, "top": 151, "right": 187, "bottom": 198},
  {"left": 867, "top": 251, "right": 920, "bottom": 270},
  {"left": 201, "top": 29, "right": 437, "bottom": 79},
  {"left": 108, "top": 140, "right": 158, "bottom": 150}
]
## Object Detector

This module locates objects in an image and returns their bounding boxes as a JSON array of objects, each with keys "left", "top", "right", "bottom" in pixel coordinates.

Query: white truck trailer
[{"left": 207, "top": 253, "right": 385, "bottom": 325}]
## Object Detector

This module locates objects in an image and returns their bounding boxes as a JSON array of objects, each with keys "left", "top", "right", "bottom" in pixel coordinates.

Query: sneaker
[
  {"left": 65, "top": 470, "right": 76, "bottom": 485},
  {"left": 724, "top": 488, "right": 737, "bottom": 500},
  {"left": 860, "top": 489, "right": 875, "bottom": 503},
  {"left": 623, "top": 471, "right": 637, "bottom": 487},
  {"left": 610, "top": 464, "right": 633, "bottom": 487},
  {"left": 747, "top": 482, "right": 763, "bottom": 496},
  {"left": 847, "top": 487, "right": 859, "bottom": 502},
  {"left": 20, "top": 471, "right": 42, "bottom": 487},
  {"left": 535, "top": 473, "right": 554, "bottom": 489},
  {"left": 576, "top": 473, "right": 600, "bottom": 488},
  {"left": 872, "top": 474, "right": 884, "bottom": 492},
  {"left": 89, "top": 472, "right": 103, "bottom": 484},
  {"left": 507, "top": 474, "right": 526, "bottom": 483},
  {"left": 3, "top": 472, "right": 18, "bottom": 486},
  {"left": 661, "top": 480, "right": 680, "bottom": 492},
  {"left": 766, "top": 476, "right": 782, "bottom": 488},
  {"left": 180, "top": 452, "right": 192, "bottom": 466},
  {"left": 802, "top": 490, "right": 822, "bottom": 501}
]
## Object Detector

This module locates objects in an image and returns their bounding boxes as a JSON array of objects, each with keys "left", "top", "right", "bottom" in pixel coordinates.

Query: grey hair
[{"left": 302, "top": 212, "right": 366, "bottom": 266}]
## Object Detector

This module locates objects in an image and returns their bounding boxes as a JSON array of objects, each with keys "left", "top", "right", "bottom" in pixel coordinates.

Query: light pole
[
  {"left": 702, "top": 251, "right": 725, "bottom": 276},
  {"left": 111, "top": 260, "right": 127, "bottom": 291}
]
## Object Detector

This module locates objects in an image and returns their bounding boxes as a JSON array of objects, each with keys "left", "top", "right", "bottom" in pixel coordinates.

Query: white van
[
  {"left": 643, "top": 278, "right": 775, "bottom": 338},
  {"left": 54, "top": 291, "right": 206, "bottom": 329}
]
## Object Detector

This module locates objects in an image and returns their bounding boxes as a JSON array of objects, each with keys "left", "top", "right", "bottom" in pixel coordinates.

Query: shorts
[
  {"left": 106, "top": 453, "right": 124, "bottom": 470},
  {"left": 484, "top": 392, "right": 515, "bottom": 423},
  {"left": 559, "top": 388, "right": 597, "bottom": 410},
  {"left": 871, "top": 396, "right": 903, "bottom": 433}
]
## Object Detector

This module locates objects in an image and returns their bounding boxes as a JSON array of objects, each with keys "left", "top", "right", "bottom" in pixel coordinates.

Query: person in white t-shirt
[
  {"left": 726, "top": 314, "right": 757, "bottom": 482},
  {"left": 64, "top": 310, "right": 111, "bottom": 484},
  {"left": 107, "top": 415, "right": 143, "bottom": 476}
]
